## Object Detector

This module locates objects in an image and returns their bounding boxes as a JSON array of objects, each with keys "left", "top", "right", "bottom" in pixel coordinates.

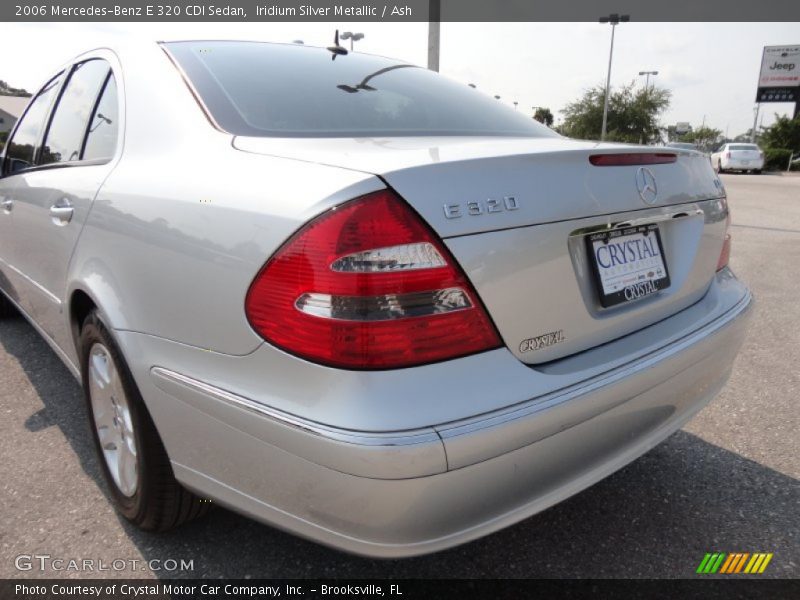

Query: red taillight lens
[
  {"left": 726, "top": 152, "right": 731, "bottom": 159},
  {"left": 589, "top": 153, "right": 677, "bottom": 166},
  {"left": 245, "top": 190, "right": 502, "bottom": 369},
  {"left": 717, "top": 199, "right": 732, "bottom": 271}
]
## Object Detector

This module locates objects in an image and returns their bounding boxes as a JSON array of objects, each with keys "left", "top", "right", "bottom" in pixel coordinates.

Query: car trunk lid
[{"left": 234, "top": 136, "right": 727, "bottom": 363}]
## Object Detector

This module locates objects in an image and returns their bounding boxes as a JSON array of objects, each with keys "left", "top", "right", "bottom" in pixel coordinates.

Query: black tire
[
  {"left": 0, "top": 292, "right": 17, "bottom": 318},
  {"left": 79, "top": 311, "right": 209, "bottom": 531},
  {"left": 754, "top": 169, "right": 762, "bottom": 174}
]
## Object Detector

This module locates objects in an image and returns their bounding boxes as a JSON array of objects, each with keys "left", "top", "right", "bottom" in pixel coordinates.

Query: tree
[
  {"left": 680, "top": 126, "right": 723, "bottom": 152},
  {"left": 560, "top": 81, "right": 671, "bottom": 144},
  {"left": 759, "top": 114, "right": 800, "bottom": 152},
  {"left": 0, "top": 80, "right": 31, "bottom": 97},
  {"left": 533, "top": 107, "right": 554, "bottom": 127}
]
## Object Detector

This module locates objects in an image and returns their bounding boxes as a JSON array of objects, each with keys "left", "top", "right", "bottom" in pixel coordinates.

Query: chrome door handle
[
  {"left": 50, "top": 199, "right": 74, "bottom": 225},
  {"left": 1, "top": 199, "right": 12, "bottom": 213}
]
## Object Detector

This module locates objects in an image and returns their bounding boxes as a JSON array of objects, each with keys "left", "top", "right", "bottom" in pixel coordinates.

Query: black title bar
[
  {"left": 3, "top": 579, "right": 800, "bottom": 600},
  {"left": 3, "top": 0, "right": 800, "bottom": 22}
]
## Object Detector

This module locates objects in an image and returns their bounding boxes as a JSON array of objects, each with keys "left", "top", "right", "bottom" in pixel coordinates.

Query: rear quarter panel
[{"left": 67, "top": 42, "right": 383, "bottom": 357}]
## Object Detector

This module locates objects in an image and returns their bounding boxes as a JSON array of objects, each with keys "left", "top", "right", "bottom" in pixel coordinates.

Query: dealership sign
[{"left": 756, "top": 45, "right": 800, "bottom": 102}]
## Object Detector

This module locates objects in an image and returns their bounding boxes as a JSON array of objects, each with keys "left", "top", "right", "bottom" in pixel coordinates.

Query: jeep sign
[{"left": 756, "top": 45, "right": 800, "bottom": 102}]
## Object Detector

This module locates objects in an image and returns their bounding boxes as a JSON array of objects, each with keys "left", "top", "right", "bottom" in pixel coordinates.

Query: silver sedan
[{"left": 0, "top": 40, "right": 752, "bottom": 557}]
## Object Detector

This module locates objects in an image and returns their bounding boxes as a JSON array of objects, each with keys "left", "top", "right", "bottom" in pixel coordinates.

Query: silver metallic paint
[
  {"left": 164, "top": 281, "right": 752, "bottom": 556},
  {"left": 447, "top": 200, "right": 726, "bottom": 363},
  {"left": 0, "top": 41, "right": 753, "bottom": 556}
]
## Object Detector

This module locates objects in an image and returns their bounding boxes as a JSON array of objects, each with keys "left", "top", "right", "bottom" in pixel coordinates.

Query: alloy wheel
[{"left": 88, "top": 342, "right": 138, "bottom": 497}]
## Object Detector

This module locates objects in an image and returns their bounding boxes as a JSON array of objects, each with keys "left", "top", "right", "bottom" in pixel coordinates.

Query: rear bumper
[
  {"left": 142, "top": 275, "right": 753, "bottom": 557},
  {"left": 723, "top": 159, "right": 764, "bottom": 170}
]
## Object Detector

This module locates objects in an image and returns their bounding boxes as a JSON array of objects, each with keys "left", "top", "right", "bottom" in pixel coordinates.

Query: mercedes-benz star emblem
[{"left": 636, "top": 167, "right": 658, "bottom": 205}]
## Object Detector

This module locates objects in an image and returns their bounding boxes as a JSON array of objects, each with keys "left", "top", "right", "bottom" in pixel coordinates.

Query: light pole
[
  {"left": 636, "top": 71, "right": 657, "bottom": 145},
  {"left": 513, "top": 101, "right": 518, "bottom": 110},
  {"left": 428, "top": 0, "right": 440, "bottom": 71},
  {"left": 339, "top": 31, "right": 364, "bottom": 51},
  {"left": 751, "top": 105, "right": 760, "bottom": 143},
  {"left": 599, "top": 13, "right": 629, "bottom": 142},
  {"left": 638, "top": 70, "right": 658, "bottom": 92}
]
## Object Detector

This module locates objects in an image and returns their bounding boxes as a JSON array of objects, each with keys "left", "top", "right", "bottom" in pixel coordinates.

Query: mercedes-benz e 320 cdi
[{"left": 0, "top": 40, "right": 752, "bottom": 557}]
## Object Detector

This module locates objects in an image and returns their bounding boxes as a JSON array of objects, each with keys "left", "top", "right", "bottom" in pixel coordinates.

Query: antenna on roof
[{"left": 327, "top": 29, "right": 348, "bottom": 61}]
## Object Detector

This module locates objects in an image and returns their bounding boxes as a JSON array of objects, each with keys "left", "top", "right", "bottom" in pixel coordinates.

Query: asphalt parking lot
[{"left": 1, "top": 174, "right": 798, "bottom": 580}]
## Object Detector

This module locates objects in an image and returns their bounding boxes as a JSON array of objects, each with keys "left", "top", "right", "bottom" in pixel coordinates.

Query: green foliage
[
  {"left": 763, "top": 148, "right": 794, "bottom": 171},
  {"left": 680, "top": 126, "right": 723, "bottom": 152},
  {"left": 0, "top": 80, "right": 31, "bottom": 97},
  {"left": 533, "top": 107, "right": 554, "bottom": 127},
  {"left": 560, "top": 81, "right": 671, "bottom": 144},
  {"left": 759, "top": 115, "right": 800, "bottom": 153}
]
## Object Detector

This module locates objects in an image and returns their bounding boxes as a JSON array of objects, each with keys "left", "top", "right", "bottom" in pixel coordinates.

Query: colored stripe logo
[{"left": 696, "top": 552, "right": 773, "bottom": 574}]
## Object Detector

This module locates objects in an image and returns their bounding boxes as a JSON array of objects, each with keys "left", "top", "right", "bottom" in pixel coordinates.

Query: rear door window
[
  {"left": 82, "top": 72, "right": 119, "bottom": 161},
  {"left": 40, "top": 59, "right": 111, "bottom": 166}
]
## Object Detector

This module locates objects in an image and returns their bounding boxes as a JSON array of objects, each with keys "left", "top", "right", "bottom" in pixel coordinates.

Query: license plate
[
  {"left": 586, "top": 224, "right": 670, "bottom": 308},
  {"left": 742, "top": 160, "right": 750, "bottom": 165}
]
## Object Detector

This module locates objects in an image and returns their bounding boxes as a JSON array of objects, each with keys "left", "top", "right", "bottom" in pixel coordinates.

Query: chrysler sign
[{"left": 756, "top": 45, "right": 800, "bottom": 102}]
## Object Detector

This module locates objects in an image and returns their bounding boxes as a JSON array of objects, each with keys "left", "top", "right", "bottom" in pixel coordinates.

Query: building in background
[{"left": 0, "top": 96, "right": 31, "bottom": 135}]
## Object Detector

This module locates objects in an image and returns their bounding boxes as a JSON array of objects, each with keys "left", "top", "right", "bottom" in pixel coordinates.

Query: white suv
[{"left": 712, "top": 143, "right": 764, "bottom": 174}]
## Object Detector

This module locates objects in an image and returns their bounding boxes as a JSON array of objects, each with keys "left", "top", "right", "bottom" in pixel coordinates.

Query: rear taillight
[
  {"left": 717, "top": 199, "right": 732, "bottom": 271},
  {"left": 726, "top": 152, "right": 731, "bottom": 159},
  {"left": 245, "top": 190, "right": 501, "bottom": 369}
]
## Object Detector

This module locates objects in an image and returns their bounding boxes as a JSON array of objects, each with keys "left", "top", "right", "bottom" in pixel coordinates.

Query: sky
[{"left": 2, "top": 21, "right": 798, "bottom": 137}]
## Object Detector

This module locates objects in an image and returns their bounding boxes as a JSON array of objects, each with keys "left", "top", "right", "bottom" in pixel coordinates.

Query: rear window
[
  {"left": 729, "top": 144, "right": 759, "bottom": 150},
  {"left": 165, "top": 41, "right": 557, "bottom": 138}
]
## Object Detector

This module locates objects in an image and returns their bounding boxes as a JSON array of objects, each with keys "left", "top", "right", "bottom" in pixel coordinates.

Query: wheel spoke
[
  {"left": 117, "top": 441, "right": 137, "bottom": 496},
  {"left": 123, "top": 426, "right": 137, "bottom": 457},
  {"left": 96, "top": 421, "right": 116, "bottom": 448},
  {"left": 111, "top": 370, "right": 135, "bottom": 438},
  {"left": 92, "top": 398, "right": 113, "bottom": 431},
  {"left": 89, "top": 350, "right": 111, "bottom": 388}
]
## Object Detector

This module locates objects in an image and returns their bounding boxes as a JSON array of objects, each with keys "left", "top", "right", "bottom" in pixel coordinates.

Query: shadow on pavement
[{"left": 1, "top": 313, "right": 797, "bottom": 579}]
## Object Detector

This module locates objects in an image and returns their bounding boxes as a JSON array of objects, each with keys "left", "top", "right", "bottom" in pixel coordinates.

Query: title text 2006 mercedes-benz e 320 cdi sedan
[{"left": 0, "top": 40, "right": 752, "bottom": 557}]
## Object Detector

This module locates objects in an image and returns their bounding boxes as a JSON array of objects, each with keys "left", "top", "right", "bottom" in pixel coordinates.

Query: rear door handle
[{"left": 50, "top": 198, "right": 74, "bottom": 225}]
